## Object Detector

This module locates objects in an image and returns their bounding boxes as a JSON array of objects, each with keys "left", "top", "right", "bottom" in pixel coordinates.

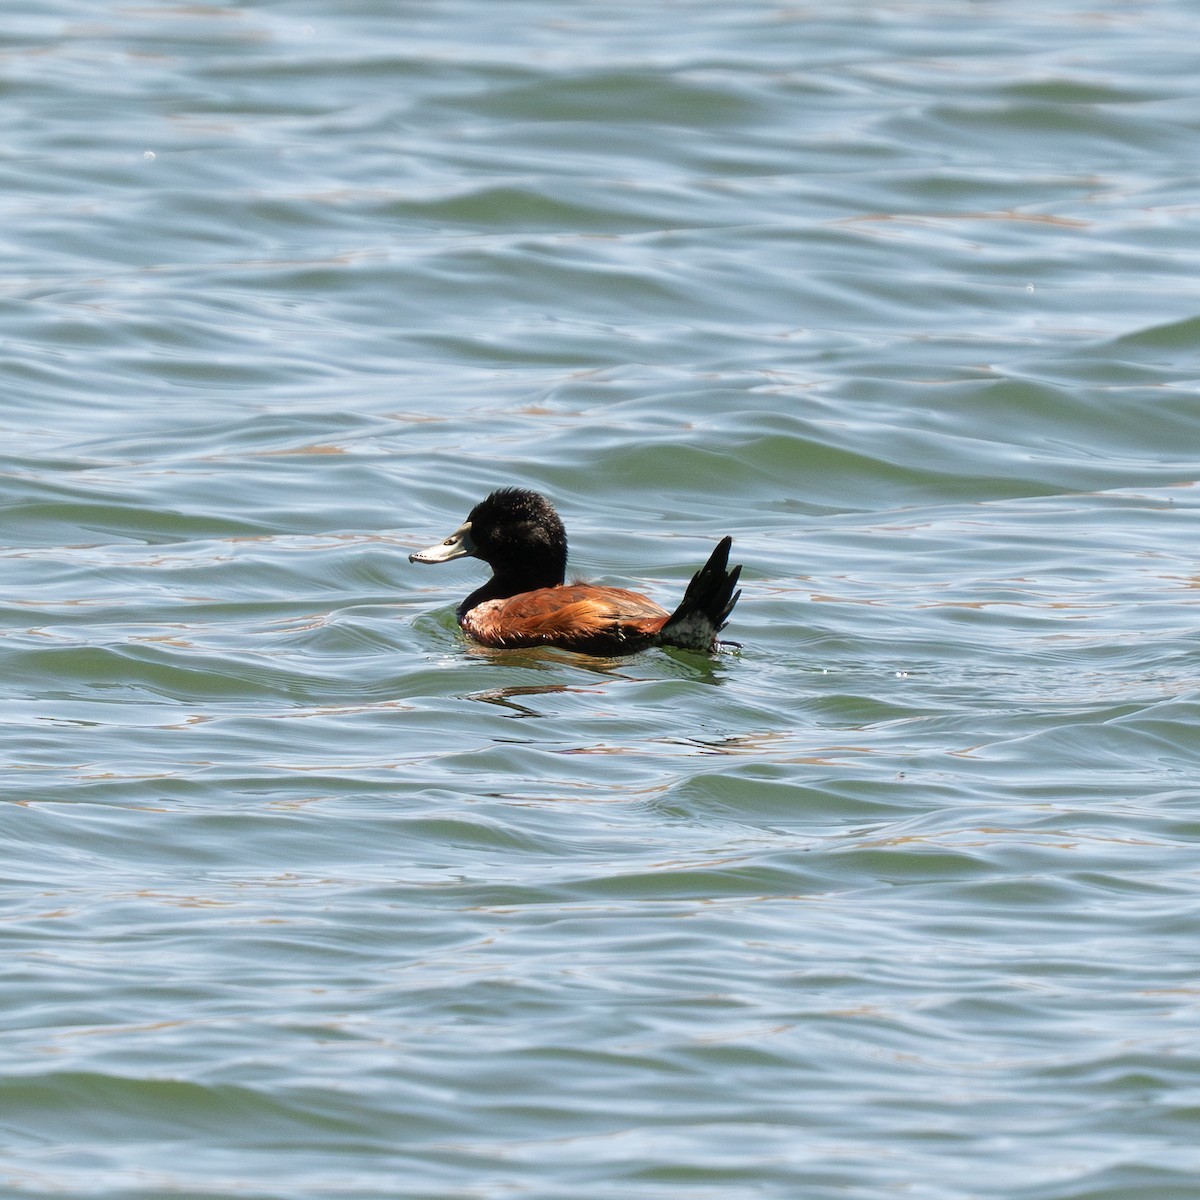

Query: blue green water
[{"left": 4, "top": 2, "right": 1200, "bottom": 1197}]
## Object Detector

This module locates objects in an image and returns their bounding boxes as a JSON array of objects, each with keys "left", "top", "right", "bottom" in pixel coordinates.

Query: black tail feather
[{"left": 658, "top": 536, "right": 742, "bottom": 651}]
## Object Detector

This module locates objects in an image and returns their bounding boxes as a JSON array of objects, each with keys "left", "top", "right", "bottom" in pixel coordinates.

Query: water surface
[{"left": 4, "top": 2, "right": 1200, "bottom": 1198}]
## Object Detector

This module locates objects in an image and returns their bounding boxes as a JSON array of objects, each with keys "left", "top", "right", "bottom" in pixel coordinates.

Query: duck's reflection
[
  {"left": 465, "top": 683, "right": 585, "bottom": 718},
  {"left": 462, "top": 643, "right": 735, "bottom": 716}
]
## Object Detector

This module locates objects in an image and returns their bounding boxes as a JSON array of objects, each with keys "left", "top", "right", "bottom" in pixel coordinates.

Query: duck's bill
[{"left": 409, "top": 520, "right": 475, "bottom": 564}]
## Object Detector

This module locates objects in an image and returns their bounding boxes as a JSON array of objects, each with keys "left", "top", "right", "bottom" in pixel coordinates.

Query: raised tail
[{"left": 657, "top": 536, "right": 742, "bottom": 651}]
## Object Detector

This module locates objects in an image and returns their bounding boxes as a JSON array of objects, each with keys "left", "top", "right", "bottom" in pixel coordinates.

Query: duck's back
[{"left": 461, "top": 584, "right": 670, "bottom": 653}]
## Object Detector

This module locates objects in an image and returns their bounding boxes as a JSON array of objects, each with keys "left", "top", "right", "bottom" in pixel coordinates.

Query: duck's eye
[{"left": 444, "top": 537, "right": 455, "bottom": 546}]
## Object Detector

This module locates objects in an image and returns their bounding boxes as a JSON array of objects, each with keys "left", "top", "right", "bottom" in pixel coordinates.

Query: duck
[{"left": 409, "top": 488, "right": 741, "bottom": 655}]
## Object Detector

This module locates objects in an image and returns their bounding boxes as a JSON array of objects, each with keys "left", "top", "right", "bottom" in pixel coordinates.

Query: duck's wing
[{"left": 462, "top": 586, "right": 669, "bottom": 652}]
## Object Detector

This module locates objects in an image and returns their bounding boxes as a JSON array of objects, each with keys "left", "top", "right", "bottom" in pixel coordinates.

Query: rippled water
[{"left": 5, "top": 2, "right": 1200, "bottom": 1197}]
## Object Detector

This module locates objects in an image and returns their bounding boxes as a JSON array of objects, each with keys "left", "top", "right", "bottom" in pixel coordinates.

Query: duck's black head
[
  {"left": 410, "top": 488, "right": 568, "bottom": 594},
  {"left": 465, "top": 488, "right": 567, "bottom": 585}
]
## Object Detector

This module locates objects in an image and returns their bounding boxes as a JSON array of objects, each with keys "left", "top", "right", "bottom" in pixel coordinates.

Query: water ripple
[{"left": 5, "top": 1, "right": 1200, "bottom": 1197}]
